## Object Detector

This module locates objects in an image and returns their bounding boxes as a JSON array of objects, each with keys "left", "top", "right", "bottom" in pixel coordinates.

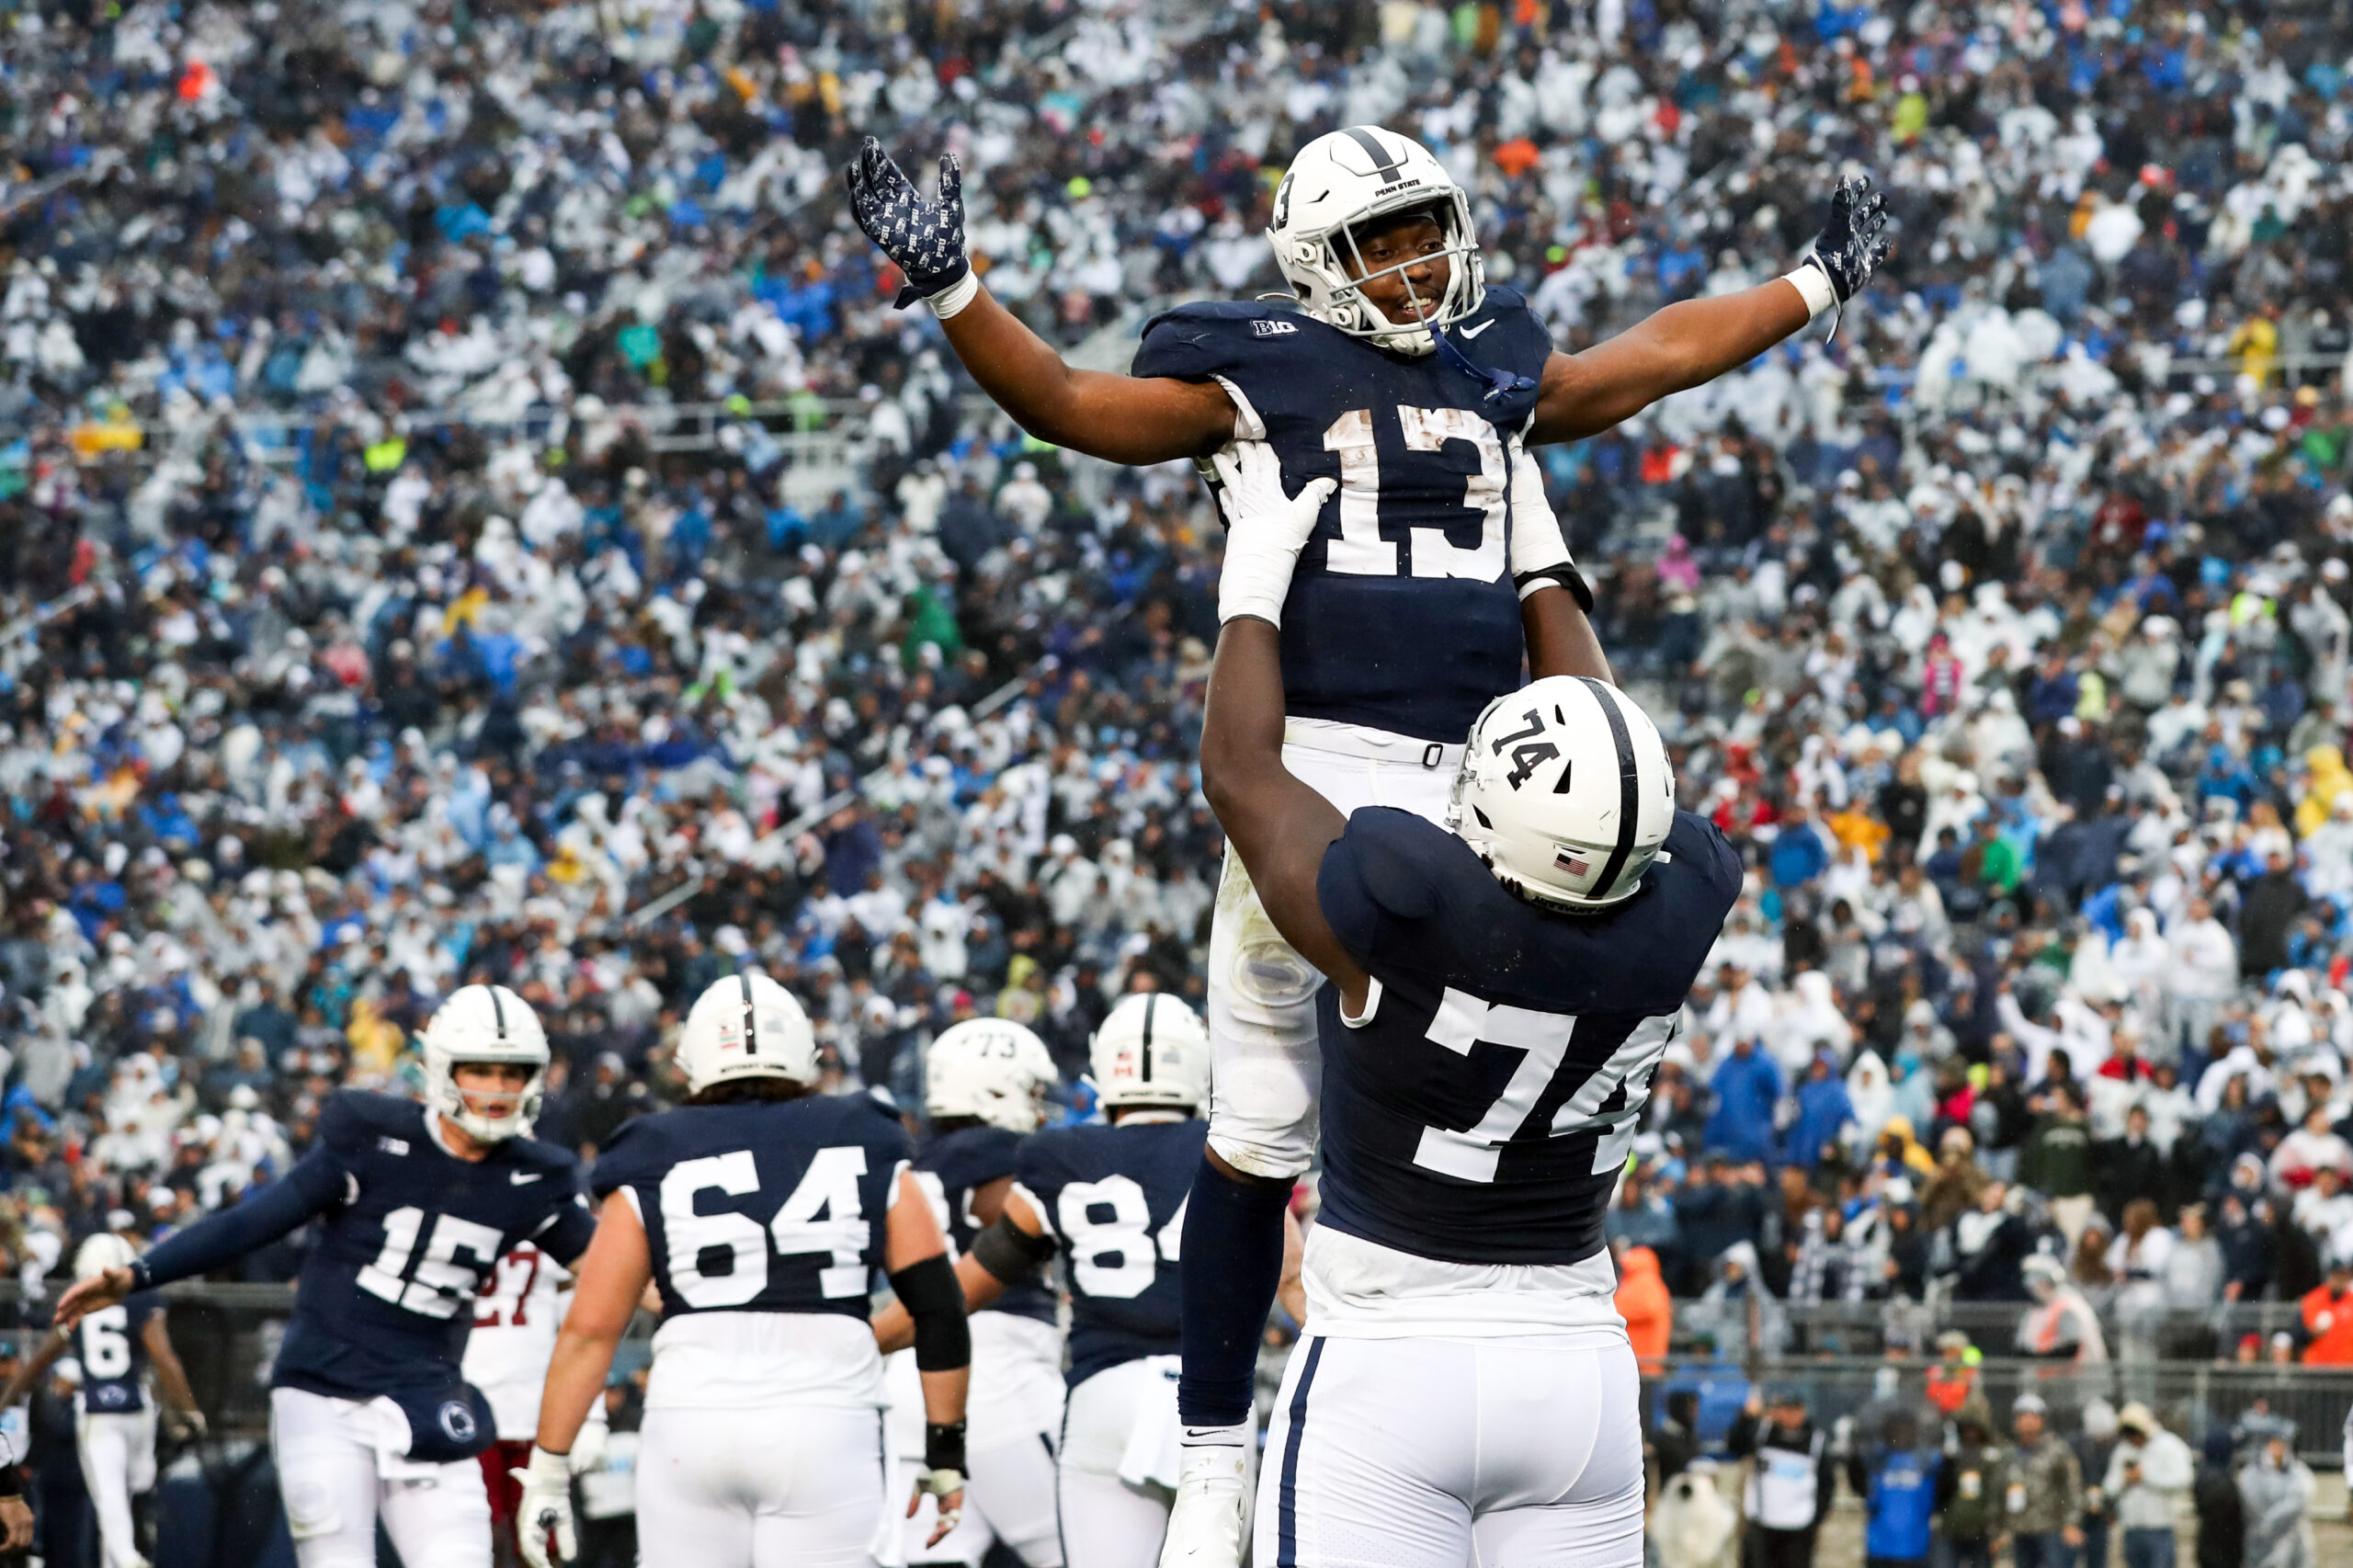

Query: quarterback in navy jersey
[
  {"left": 850, "top": 121, "right": 1892, "bottom": 1565},
  {"left": 873, "top": 1018, "right": 1066, "bottom": 1568},
  {"left": 520, "top": 972, "right": 970, "bottom": 1568},
  {"left": 1194, "top": 438, "right": 1739, "bottom": 1568},
  {"left": 5, "top": 1233, "right": 203, "bottom": 1568},
  {"left": 58, "top": 984, "right": 593, "bottom": 1568}
]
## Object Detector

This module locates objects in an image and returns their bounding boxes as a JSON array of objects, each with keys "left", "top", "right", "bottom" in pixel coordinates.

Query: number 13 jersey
[
  {"left": 590, "top": 1093, "right": 911, "bottom": 1409},
  {"left": 1307, "top": 806, "right": 1741, "bottom": 1335},
  {"left": 1132, "top": 288, "right": 1555, "bottom": 745}
]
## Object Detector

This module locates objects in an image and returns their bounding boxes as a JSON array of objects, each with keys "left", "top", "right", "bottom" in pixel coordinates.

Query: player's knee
[
  {"left": 280, "top": 1477, "right": 346, "bottom": 1543},
  {"left": 1206, "top": 1126, "right": 1313, "bottom": 1182}
]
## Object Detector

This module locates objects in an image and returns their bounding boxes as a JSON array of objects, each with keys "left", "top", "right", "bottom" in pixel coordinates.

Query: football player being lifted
[
  {"left": 1198, "top": 437, "right": 1741, "bottom": 1568},
  {"left": 57, "top": 985, "right": 593, "bottom": 1568},
  {"left": 848, "top": 123, "right": 1888, "bottom": 1562}
]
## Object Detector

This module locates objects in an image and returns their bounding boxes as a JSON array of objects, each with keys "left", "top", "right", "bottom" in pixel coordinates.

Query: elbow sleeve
[
  {"left": 889, "top": 1255, "right": 970, "bottom": 1373},
  {"left": 970, "top": 1214, "right": 1058, "bottom": 1287}
]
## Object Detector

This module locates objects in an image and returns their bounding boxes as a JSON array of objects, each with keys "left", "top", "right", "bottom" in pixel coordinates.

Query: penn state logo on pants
[{"left": 438, "top": 1399, "right": 478, "bottom": 1446}]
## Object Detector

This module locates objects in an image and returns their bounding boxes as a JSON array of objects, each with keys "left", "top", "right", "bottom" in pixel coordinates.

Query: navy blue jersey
[
  {"left": 1313, "top": 808, "right": 1741, "bottom": 1266},
  {"left": 1017, "top": 1119, "right": 1204, "bottom": 1387},
  {"left": 592, "top": 1094, "right": 910, "bottom": 1322},
  {"left": 140, "top": 1091, "right": 595, "bottom": 1401},
  {"left": 1132, "top": 288, "right": 1554, "bottom": 744},
  {"left": 915, "top": 1124, "right": 1056, "bottom": 1328},
  {"left": 74, "top": 1291, "right": 157, "bottom": 1414}
]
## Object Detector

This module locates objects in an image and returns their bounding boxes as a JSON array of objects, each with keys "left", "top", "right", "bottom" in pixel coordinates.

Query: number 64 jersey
[
  {"left": 1304, "top": 806, "right": 1741, "bottom": 1334},
  {"left": 590, "top": 1093, "right": 911, "bottom": 1410}
]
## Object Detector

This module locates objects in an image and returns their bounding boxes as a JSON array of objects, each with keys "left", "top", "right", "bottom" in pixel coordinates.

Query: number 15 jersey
[{"left": 1132, "top": 288, "right": 1555, "bottom": 745}]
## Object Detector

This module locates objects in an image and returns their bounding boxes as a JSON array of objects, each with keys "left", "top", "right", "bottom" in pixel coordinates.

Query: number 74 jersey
[
  {"left": 1132, "top": 287, "right": 1554, "bottom": 745},
  {"left": 1312, "top": 807, "right": 1742, "bottom": 1269}
]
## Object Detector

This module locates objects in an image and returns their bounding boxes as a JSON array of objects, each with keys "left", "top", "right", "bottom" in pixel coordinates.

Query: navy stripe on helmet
[
  {"left": 1340, "top": 126, "right": 1404, "bottom": 187},
  {"left": 742, "top": 973, "right": 757, "bottom": 1056},
  {"left": 1578, "top": 677, "right": 1643, "bottom": 901},
  {"left": 1140, "top": 995, "right": 1156, "bottom": 1083}
]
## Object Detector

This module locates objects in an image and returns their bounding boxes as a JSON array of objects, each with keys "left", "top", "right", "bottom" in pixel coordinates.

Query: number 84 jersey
[
  {"left": 1132, "top": 287, "right": 1554, "bottom": 745},
  {"left": 1015, "top": 1119, "right": 1205, "bottom": 1388}
]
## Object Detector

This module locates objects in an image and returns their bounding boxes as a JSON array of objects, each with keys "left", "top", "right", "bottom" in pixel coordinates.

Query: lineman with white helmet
[
  {"left": 57, "top": 983, "right": 596, "bottom": 1568},
  {"left": 877, "top": 992, "right": 1297, "bottom": 1568},
  {"left": 0, "top": 1229, "right": 204, "bottom": 1568},
  {"left": 523, "top": 971, "right": 969, "bottom": 1568},
  {"left": 1189, "top": 450, "right": 1742, "bottom": 1568},
  {"left": 848, "top": 120, "right": 1892, "bottom": 1568},
  {"left": 876, "top": 1019, "right": 1066, "bottom": 1568}
]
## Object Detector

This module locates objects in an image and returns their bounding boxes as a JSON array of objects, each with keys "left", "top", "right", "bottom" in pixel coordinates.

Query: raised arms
[{"left": 845, "top": 141, "right": 1234, "bottom": 463}]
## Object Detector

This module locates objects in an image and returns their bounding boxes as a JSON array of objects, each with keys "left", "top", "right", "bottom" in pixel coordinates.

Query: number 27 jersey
[{"left": 1132, "top": 287, "right": 1555, "bottom": 744}]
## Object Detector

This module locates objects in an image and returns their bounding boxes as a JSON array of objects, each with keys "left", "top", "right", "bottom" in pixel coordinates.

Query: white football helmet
[
  {"left": 1448, "top": 676, "right": 1677, "bottom": 911},
  {"left": 1089, "top": 993, "right": 1211, "bottom": 1113},
  {"left": 926, "top": 1019, "right": 1059, "bottom": 1133},
  {"left": 74, "top": 1232, "right": 138, "bottom": 1282},
  {"left": 1267, "top": 125, "right": 1484, "bottom": 357},
  {"left": 678, "top": 971, "right": 818, "bottom": 1095},
  {"left": 421, "top": 983, "right": 550, "bottom": 1143}
]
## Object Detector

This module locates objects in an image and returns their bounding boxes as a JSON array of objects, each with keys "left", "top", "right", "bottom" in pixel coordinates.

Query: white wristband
[
  {"left": 925, "top": 270, "right": 981, "bottom": 320},
  {"left": 1783, "top": 262, "right": 1837, "bottom": 323}
]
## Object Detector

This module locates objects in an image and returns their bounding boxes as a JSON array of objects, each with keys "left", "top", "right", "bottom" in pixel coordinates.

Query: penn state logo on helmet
[
  {"left": 1267, "top": 125, "right": 1485, "bottom": 358},
  {"left": 1447, "top": 676, "right": 1677, "bottom": 911},
  {"left": 926, "top": 1018, "right": 1059, "bottom": 1133},
  {"left": 1088, "top": 992, "right": 1211, "bottom": 1111},
  {"left": 421, "top": 983, "right": 550, "bottom": 1144},
  {"left": 678, "top": 971, "right": 819, "bottom": 1094}
]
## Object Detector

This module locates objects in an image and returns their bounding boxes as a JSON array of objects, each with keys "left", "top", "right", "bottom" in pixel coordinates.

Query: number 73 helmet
[
  {"left": 1448, "top": 676, "right": 1677, "bottom": 912},
  {"left": 926, "top": 1019, "right": 1059, "bottom": 1132}
]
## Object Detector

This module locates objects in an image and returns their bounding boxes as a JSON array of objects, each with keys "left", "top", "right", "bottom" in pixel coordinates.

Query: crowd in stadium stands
[{"left": 7, "top": 0, "right": 2353, "bottom": 1405}]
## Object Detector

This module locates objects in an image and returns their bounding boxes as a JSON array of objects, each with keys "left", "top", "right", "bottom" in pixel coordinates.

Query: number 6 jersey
[
  {"left": 1305, "top": 806, "right": 1741, "bottom": 1335},
  {"left": 589, "top": 1091, "right": 911, "bottom": 1410},
  {"left": 1131, "top": 287, "right": 1555, "bottom": 745}
]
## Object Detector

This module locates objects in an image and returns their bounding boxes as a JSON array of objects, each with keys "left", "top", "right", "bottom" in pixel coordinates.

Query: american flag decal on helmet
[{"left": 1555, "top": 851, "right": 1590, "bottom": 877}]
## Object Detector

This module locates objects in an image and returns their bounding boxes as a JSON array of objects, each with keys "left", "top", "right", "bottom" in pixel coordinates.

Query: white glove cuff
[
  {"left": 1784, "top": 262, "right": 1837, "bottom": 323},
  {"left": 926, "top": 269, "right": 982, "bottom": 321},
  {"left": 1218, "top": 533, "right": 1304, "bottom": 628},
  {"left": 526, "top": 1445, "right": 572, "bottom": 1483}
]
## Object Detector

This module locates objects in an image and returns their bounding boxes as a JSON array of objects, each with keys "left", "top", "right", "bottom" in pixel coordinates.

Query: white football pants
[
  {"left": 1206, "top": 721, "right": 1459, "bottom": 1178},
  {"left": 269, "top": 1387, "right": 492, "bottom": 1568},
  {"left": 76, "top": 1405, "right": 156, "bottom": 1568},
  {"left": 1255, "top": 1334, "right": 1644, "bottom": 1568},
  {"left": 636, "top": 1403, "right": 883, "bottom": 1568},
  {"left": 1057, "top": 1357, "right": 1186, "bottom": 1568}
]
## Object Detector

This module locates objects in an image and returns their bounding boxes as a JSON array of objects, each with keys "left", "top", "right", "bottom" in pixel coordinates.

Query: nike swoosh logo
[
  {"left": 510, "top": 1171, "right": 543, "bottom": 1186},
  {"left": 1460, "top": 319, "right": 1496, "bottom": 339}
]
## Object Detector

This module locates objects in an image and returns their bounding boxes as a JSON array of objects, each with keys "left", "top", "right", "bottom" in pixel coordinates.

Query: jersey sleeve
[
  {"left": 532, "top": 1191, "right": 597, "bottom": 1265},
  {"left": 1012, "top": 1135, "right": 1069, "bottom": 1240},
  {"left": 932, "top": 1127, "right": 1022, "bottom": 1193},
  {"left": 586, "top": 1115, "right": 659, "bottom": 1201},
  {"left": 138, "top": 1142, "right": 350, "bottom": 1288},
  {"left": 1317, "top": 808, "right": 1444, "bottom": 971}
]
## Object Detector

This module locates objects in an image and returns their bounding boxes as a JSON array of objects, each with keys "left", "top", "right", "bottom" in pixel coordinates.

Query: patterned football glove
[
  {"left": 1790, "top": 175, "right": 1891, "bottom": 340},
  {"left": 844, "top": 138, "right": 974, "bottom": 313},
  {"left": 514, "top": 1445, "right": 577, "bottom": 1568}
]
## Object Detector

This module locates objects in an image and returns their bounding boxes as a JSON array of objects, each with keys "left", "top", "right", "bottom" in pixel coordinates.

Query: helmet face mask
[
  {"left": 423, "top": 984, "right": 550, "bottom": 1144},
  {"left": 1269, "top": 127, "right": 1485, "bottom": 358}
]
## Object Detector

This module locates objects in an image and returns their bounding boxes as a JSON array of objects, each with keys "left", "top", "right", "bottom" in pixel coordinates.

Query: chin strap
[{"left": 1435, "top": 327, "right": 1538, "bottom": 405}]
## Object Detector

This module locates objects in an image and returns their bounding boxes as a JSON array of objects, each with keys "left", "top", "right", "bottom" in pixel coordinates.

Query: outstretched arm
[
  {"left": 846, "top": 141, "right": 1235, "bottom": 463},
  {"left": 1529, "top": 176, "right": 1890, "bottom": 446},
  {"left": 56, "top": 1151, "right": 347, "bottom": 1324}
]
